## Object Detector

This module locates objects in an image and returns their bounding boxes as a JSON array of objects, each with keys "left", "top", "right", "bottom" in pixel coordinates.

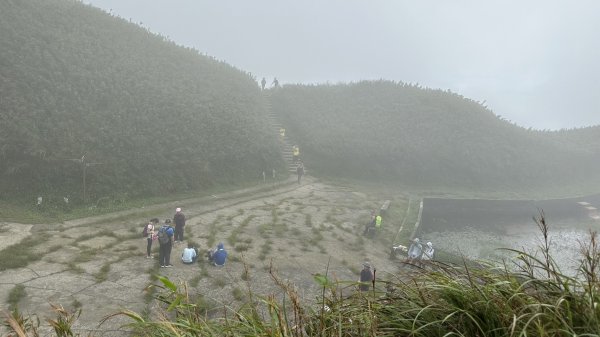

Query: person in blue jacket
[
  {"left": 158, "top": 219, "right": 175, "bottom": 268},
  {"left": 207, "top": 242, "right": 228, "bottom": 266}
]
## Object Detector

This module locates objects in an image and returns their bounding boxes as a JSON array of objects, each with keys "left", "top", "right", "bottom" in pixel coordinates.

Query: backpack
[
  {"left": 142, "top": 223, "right": 150, "bottom": 238},
  {"left": 157, "top": 226, "right": 170, "bottom": 244}
]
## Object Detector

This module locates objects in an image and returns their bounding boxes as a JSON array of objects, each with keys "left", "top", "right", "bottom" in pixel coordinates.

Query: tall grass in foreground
[{"left": 4, "top": 213, "right": 600, "bottom": 336}]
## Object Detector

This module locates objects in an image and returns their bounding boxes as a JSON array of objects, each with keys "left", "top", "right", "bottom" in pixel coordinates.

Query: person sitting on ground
[
  {"left": 390, "top": 244, "right": 408, "bottom": 259},
  {"left": 363, "top": 210, "right": 377, "bottom": 236},
  {"left": 422, "top": 241, "right": 435, "bottom": 262},
  {"left": 207, "top": 242, "right": 228, "bottom": 266},
  {"left": 407, "top": 238, "right": 423, "bottom": 264},
  {"left": 359, "top": 262, "right": 374, "bottom": 292},
  {"left": 181, "top": 243, "right": 198, "bottom": 264}
]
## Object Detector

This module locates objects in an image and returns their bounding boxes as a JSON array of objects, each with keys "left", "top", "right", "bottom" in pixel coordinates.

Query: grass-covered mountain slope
[
  {"left": 0, "top": 0, "right": 283, "bottom": 204},
  {"left": 270, "top": 81, "right": 600, "bottom": 192}
]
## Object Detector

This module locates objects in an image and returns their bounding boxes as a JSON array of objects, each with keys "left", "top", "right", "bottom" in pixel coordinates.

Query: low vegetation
[
  {"left": 0, "top": 0, "right": 283, "bottom": 208},
  {"left": 271, "top": 81, "right": 600, "bottom": 193},
  {"left": 4, "top": 214, "right": 600, "bottom": 336}
]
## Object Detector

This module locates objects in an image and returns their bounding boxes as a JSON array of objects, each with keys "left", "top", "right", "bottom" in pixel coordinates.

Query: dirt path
[{"left": 0, "top": 177, "right": 410, "bottom": 336}]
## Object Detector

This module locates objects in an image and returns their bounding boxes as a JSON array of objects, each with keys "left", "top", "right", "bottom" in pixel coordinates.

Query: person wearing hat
[
  {"left": 359, "top": 262, "right": 374, "bottom": 292},
  {"left": 173, "top": 207, "right": 186, "bottom": 243},
  {"left": 407, "top": 238, "right": 423, "bottom": 264},
  {"left": 422, "top": 242, "right": 435, "bottom": 262},
  {"left": 207, "top": 242, "right": 228, "bottom": 267}
]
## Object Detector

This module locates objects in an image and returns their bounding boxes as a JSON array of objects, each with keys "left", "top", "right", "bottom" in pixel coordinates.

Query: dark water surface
[{"left": 418, "top": 193, "right": 600, "bottom": 273}]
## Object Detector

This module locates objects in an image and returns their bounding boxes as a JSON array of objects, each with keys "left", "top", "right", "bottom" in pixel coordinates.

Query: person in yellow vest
[
  {"left": 364, "top": 211, "right": 382, "bottom": 237},
  {"left": 292, "top": 145, "right": 300, "bottom": 163}
]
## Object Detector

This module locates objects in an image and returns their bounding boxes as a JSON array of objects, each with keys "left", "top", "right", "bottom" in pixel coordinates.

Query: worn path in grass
[{"left": 0, "top": 176, "right": 411, "bottom": 336}]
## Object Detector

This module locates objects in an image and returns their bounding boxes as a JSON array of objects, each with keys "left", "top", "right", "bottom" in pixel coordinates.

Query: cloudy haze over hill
[{"left": 84, "top": 0, "right": 600, "bottom": 130}]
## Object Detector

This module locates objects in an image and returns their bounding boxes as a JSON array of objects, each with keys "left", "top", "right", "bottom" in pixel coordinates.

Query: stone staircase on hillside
[{"left": 264, "top": 93, "right": 298, "bottom": 173}]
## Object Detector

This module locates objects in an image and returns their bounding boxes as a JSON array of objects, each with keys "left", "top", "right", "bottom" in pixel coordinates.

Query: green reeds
[{"left": 5, "top": 212, "right": 600, "bottom": 336}]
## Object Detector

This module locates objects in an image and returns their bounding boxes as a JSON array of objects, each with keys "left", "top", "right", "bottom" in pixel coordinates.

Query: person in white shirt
[
  {"left": 181, "top": 243, "right": 198, "bottom": 264},
  {"left": 422, "top": 242, "right": 435, "bottom": 261}
]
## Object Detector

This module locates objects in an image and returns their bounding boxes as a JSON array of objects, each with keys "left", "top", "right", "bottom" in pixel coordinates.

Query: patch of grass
[
  {"left": 304, "top": 213, "right": 313, "bottom": 227},
  {"left": 7, "top": 284, "right": 26, "bottom": 309},
  {"left": 71, "top": 298, "right": 83, "bottom": 310},
  {"left": 273, "top": 222, "right": 288, "bottom": 237},
  {"left": 94, "top": 263, "right": 111, "bottom": 282},
  {"left": 48, "top": 245, "right": 62, "bottom": 253},
  {"left": 234, "top": 243, "right": 250, "bottom": 252},
  {"left": 199, "top": 265, "right": 210, "bottom": 278},
  {"left": 189, "top": 275, "right": 201, "bottom": 288},
  {"left": 73, "top": 248, "right": 99, "bottom": 263},
  {"left": 213, "top": 277, "right": 226, "bottom": 287},
  {"left": 206, "top": 215, "right": 223, "bottom": 248},
  {"left": 257, "top": 223, "right": 272, "bottom": 237},
  {"left": 229, "top": 255, "right": 241, "bottom": 263},
  {"left": 309, "top": 227, "right": 324, "bottom": 245},
  {"left": 66, "top": 262, "right": 85, "bottom": 274},
  {"left": 232, "top": 287, "right": 245, "bottom": 301},
  {"left": 258, "top": 240, "right": 273, "bottom": 261},
  {"left": 0, "top": 233, "right": 46, "bottom": 271},
  {"left": 116, "top": 244, "right": 138, "bottom": 252},
  {"left": 194, "top": 293, "right": 220, "bottom": 316},
  {"left": 75, "top": 233, "right": 96, "bottom": 242},
  {"left": 241, "top": 265, "right": 250, "bottom": 281}
]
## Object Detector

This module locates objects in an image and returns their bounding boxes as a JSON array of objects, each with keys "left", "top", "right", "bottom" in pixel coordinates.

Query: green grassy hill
[
  {"left": 0, "top": 0, "right": 283, "bottom": 206},
  {"left": 2, "top": 0, "right": 598, "bottom": 210},
  {"left": 270, "top": 81, "right": 600, "bottom": 193}
]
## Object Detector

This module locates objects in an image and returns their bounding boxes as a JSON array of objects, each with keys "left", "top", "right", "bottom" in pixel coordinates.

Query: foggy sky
[{"left": 84, "top": 0, "right": 600, "bottom": 130}]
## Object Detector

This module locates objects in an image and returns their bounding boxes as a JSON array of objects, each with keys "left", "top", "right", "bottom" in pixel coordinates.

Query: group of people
[
  {"left": 393, "top": 237, "right": 434, "bottom": 265},
  {"left": 363, "top": 210, "right": 383, "bottom": 237},
  {"left": 358, "top": 238, "right": 436, "bottom": 292},
  {"left": 260, "top": 77, "right": 279, "bottom": 90},
  {"left": 142, "top": 207, "right": 228, "bottom": 268}
]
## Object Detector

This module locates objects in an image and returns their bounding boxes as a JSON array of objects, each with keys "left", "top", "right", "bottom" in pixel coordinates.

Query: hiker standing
[
  {"left": 261, "top": 77, "right": 266, "bottom": 90},
  {"left": 158, "top": 219, "right": 174, "bottom": 268},
  {"left": 296, "top": 161, "right": 305, "bottom": 184},
  {"left": 144, "top": 218, "right": 159, "bottom": 259},
  {"left": 292, "top": 145, "right": 300, "bottom": 163},
  {"left": 359, "top": 262, "right": 374, "bottom": 292},
  {"left": 173, "top": 207, "right": 186, "bottom": 243}
]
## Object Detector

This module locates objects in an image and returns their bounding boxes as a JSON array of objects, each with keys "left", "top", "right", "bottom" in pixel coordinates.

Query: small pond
[{"left": 417, "top": 194, "right": 600, "bottom": 274}]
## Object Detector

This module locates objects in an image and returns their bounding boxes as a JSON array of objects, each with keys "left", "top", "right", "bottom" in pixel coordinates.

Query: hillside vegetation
[
  {"left": 0, "top": 0, "right": 282, "bottom": 206},
  {"left": 270, "top": 81, "right": 600, "bottom": 192}
]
